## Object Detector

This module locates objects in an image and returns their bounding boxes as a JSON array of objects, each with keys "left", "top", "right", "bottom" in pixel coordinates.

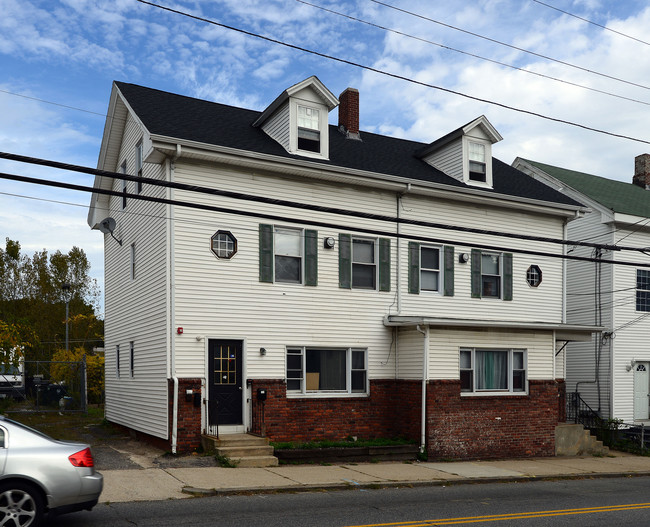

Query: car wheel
[{"left": 0, "top": 482, "right": 44, "bottom": 527}]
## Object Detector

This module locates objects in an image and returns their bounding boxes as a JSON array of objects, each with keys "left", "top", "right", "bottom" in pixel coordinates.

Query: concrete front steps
[
  {"left": 555, "top": 423, "right": 610, "bottom": 456},
  {"left": 201, "top": 433, "right": 278, "bottom": 467}
]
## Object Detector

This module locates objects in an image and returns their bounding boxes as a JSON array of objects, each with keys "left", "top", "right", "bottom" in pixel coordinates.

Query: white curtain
[{"left": 476, "top": 351, "right": 508, "bottom": 390}]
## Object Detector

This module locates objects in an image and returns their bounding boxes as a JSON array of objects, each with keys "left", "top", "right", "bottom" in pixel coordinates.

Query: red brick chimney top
[
  {"left": 338, "top": 88, "right": 360, "bottom": 138},
  {"left": 634, "top": 153, "right": 650, "bottom": 189}
]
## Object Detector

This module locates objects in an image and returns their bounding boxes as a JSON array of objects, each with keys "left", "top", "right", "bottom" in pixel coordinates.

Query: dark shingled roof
[
  {"left": 523, "top": 159, "right": 650, "bottom": 217},
  {"left": 115, "top": 81, "right": 581, "bottom": 208}
]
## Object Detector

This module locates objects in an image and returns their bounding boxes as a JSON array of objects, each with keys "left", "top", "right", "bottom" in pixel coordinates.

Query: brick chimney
[
  {"left": 338, "top": 87, "right": 360, "bottom": 140},
  {"left": 633, "top": 153, "right": 650, "bottom": 189}
]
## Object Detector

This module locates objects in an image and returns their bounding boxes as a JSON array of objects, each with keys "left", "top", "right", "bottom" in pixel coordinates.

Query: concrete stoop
[
  {"left": 555, "top": 423, "right": 610, "bottom": 456},
  {"left": 201, "top": 433, "right": 278, "bottom": 467}
]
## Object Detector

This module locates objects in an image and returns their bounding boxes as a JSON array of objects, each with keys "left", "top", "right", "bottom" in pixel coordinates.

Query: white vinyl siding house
[{"left": 88, "top": 77, "right": 597, "bottom": 458}]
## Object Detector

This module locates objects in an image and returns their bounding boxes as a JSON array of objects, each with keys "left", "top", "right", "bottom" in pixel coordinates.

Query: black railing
[
  {"left": 250, "top": 399, "right": 266, "bottom": 437},
  {"left": 566, "top": 391, "right": 604, "bottom": 429}
]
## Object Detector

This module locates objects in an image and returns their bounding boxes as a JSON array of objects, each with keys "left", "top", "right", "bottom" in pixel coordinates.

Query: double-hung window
[
  {"left": 471, "top": 249, "right": 513, "bottom": 300},
  {"left": 339, "top": 234, "right": 391, "bottom": 291},
  {"left": 259, "top": 224, "right": 318, "bottom": 286},
  {"left": 135, "top": 142, "right": 143, "bottom": 194},
  {"left": 297, "top": 105, "right": 320, "bottom": 153},
  {"left": 420, "top": 246, "right": 441, "bottom": 292},
  {"left": 286, "top": 347, "right": 367, "bottom": 394},
  {"left": 129, "top": 341, "right": 135, "bottom": 377},
  {"left": 352, "top": 238, "right": 376, "bottom": 289},
  {"left": 468, "top": 142, "right": 486, "bottom": 182},
  {"left": 274, "top": 227, "right": 302, "bottom": 283},
  {"left": 460, "top": 348, "right": 526, "bottom": 393},
  {"left": 130, "top": 243, "right": 136, "bottom": 280},
  {"left": 116, "top": 345, "right": 121, "bottom": 378},
  {"left": 408, "top": 243, "right": 454, "bottom": 295},
  {"left": 637, "top": 270, "right": 650, "bottom": 311},
  {"left": 120, "top": 162, "right": 127, "bottom": 209}
]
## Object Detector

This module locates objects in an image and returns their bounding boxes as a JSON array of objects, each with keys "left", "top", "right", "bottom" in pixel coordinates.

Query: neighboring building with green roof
[{"left": 514, "top": 156, "right": 650, "bottom": 423}]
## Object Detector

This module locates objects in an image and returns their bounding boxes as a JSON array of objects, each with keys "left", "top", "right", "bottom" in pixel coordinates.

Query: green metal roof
[{"left": 523, "top": 159, "right": 650, "bottom": 218}]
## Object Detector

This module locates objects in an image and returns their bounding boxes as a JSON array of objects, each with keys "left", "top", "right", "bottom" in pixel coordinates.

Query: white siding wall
[
  {"left": 103, "top": 113, "right": 170, "bottom": 439},
  {"left": 261, "top": 103, "right": 290, "bottom": 152},
  {"left": 563, "top": 211, "right": 613, "bottom": 416},
  {"left": 423, "top": 140, "right": 463, "bottom": 182},
  {"left": 610, "top": 227, "right": 650, "bottom": 421},
  {"left": 170, "top": 159, "right": 565, "bottom": 388}
]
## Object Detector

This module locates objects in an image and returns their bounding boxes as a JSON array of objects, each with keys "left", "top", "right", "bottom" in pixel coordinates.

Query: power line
[
  {"left": 297, "top": 0, "right": 650, "bottom": 107},
  {"left": 3, "top": 156, "right": 650, "bottom": 268},
  {"left": 2, "top": 150, "right": 648, "bottom": 254},
  {"left": 0, "top": 88, "right": 106, "bottom": 117},
  {"left": 369, "top": 0, "right": 650, "bottom": 92},
  {"left": 135, "top": 0, "right": 650, "bottom": 147},
  {"left": 531, "top": 0, "right": 650, "bottom": 47}
]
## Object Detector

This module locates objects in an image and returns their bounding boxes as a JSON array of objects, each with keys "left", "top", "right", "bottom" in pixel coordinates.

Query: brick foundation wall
[
  {"left": 168, "top": 378, "right": 203, "bottom": 452},
  {"left": 250, "top": 379, "right": 421, "bottom": 443},
  {"left": 426, "top": 379, "right": 563, "bottom": 459}
]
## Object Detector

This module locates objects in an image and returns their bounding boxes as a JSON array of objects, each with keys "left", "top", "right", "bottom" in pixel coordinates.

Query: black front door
[{"left": 208, "top": 339, "right": 243, "bottom": 426}]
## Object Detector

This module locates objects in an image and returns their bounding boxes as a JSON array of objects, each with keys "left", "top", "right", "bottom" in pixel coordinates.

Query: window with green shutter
[
  {"left": 339, "top": 235, "right": 390, "bottom": 291},
  {"left": 259, "top": 224, "right": 318, "bottom": 286},
  {"left": 409, "top": 243, "right": 453, "bottom": 296},
  {"left": 470, "top": 249, "right": 512, "bottom": 300}
]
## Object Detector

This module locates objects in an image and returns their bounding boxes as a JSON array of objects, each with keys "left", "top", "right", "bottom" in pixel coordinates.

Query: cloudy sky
[{"left": 1, "top": 0, "right": 649, "bottom": 315}]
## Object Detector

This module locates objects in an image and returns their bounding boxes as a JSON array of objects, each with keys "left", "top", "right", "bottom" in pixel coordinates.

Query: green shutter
[
  {"left": 339, "top": 233, "right": 351, "bottom": 289},
  {"left": 471, "top": 249, "right": 482, "bottom": 298},
  {"left": 408, "top": 242, "right": 420, "bottom": 294},
  {"left": 259, "top": 224, "right": 273, "bottom": 283},
  {"left": 443, "top": 245, "right": 454, "bottom": 296},
  {"left": 503, "top": 252, "right": 513, "bottom": 301},
  {"left": 304, "top": 229, "right": 318, "bottom": 286},
  {"left": 379, "top": 238, "right": 391, "bottom": 292}
]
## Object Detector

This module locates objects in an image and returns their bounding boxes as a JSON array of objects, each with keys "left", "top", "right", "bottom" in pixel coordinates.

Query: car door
[{"left": 0, "top": 426, "right": 8, "bottom": 474}]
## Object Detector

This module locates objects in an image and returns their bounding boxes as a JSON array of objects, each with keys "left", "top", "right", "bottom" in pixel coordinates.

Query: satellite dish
[
  {"left": 98, "top": 217, "right": 116, "bottom": 235},
  {"left": 97, "top": 217, "right": 122, "bottom": 246}
]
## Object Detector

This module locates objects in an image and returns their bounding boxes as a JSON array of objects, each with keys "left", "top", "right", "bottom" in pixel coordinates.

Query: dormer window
[
  {"left": 468, "top": 142, "right": 486, "bottom": 182},
  {"left": 297, "top": 106, "right": 320, "bottom": 153}
]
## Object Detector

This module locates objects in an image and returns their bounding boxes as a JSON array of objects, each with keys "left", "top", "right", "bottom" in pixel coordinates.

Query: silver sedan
[{"left": 0, "top": 415, "right": 103, "bottom": 526}]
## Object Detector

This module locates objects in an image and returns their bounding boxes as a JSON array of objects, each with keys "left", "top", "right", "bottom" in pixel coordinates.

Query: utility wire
[
  {"left": 0, "top": 88, "right": 106, "bottom": 117},
  {"left": 3, "top": 163, "right": 650, "bottom": 268},
  {"left": 2, "top": 150, "right": 648, "bottom": 254},
  {"left": 531, "top": 0, "right": 650, "bottom": 47},
  {"left": 369, "top": 0, "right": 650, "bottom": 92},
  {"left": 297, "top": 0, "right": 650, "bottom": 107},
  {"left": 135, "top": 0, "right": 650, "bottom": 146}
]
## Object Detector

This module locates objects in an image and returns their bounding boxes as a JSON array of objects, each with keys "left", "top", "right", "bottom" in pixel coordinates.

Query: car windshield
[{"left": 0, "top": 364, "right": 21, "bottom": 375}]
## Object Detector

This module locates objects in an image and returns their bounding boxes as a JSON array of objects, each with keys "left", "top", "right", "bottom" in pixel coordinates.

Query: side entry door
[
  {"left": 208, "top": 340, "right": 243, "bottom": 427},
  {"left": 634, "top": 362, "right": 649, "bottom": 421}
]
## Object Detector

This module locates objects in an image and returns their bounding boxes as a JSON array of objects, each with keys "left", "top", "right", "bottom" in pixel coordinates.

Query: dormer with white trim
[
  {"left": 415, "top": 116, "right": 503, "bottom": 189},
  {"left": 252, "top": 76, "right": 339, "bottom": 160}
]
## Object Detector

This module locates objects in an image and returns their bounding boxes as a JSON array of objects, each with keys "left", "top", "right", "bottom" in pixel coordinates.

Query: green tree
[{"left": 0, "top": 238, "right": 103, "bottom": 362}]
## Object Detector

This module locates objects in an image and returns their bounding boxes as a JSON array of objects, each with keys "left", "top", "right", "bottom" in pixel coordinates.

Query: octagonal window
[
  {"left": 526, "top": 265, "right": 542, "bottom": 287},
  {"left": 211, "top": 230, "right": 237, "bottom": 259}
]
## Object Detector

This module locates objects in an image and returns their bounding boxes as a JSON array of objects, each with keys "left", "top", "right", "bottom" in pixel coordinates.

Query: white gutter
[
  {"left": 416, "top": 325, "right": 429, "bottom": 455},
  {"left": 396, "top": 183, "right": 412, "bottom": 314},
  {"left": 148, "top": 138, "right": 585, "bottom": 218}
]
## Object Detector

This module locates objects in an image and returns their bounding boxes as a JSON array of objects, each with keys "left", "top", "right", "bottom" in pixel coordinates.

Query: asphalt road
[{"left": 48, "top": 475, "right": 650, "bottom": 526}]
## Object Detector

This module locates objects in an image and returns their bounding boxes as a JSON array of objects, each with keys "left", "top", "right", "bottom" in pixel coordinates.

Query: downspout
[
  {"left": 417, "top": 324, "right": 429, "bottom": 455},
  {"left": 169, "top": 145, "right": 181, "bottom": 454},
  {"left": 396, "top": 183, "right": 412, "bottom": 314}
]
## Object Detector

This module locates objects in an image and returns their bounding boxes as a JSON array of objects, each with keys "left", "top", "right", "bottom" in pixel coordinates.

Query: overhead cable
[
  {"left": 135, "top": 0, "right": 650, "bottom": 146},
  {"left": 297, "top": 0, "right": 650, "bottom": 107}
]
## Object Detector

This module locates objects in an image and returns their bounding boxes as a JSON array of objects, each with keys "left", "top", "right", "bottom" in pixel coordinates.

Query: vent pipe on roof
[
  {"left": 338, "top": 87, "right": 361, "bottom": 141},
  {"left": 633, "top": 153, "right": 650, "bottom": 189}
]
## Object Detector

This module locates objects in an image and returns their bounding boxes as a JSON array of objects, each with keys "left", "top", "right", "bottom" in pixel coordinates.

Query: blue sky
[{"left": 1, "top": 0, "right": 650, "bottom": 316}]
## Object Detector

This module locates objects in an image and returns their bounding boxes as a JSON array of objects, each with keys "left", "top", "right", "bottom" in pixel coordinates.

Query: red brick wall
[
  {"left": 426, "top": 379, "right": 562, "bottom": 459},
  {"left": 168, "top": 378, "right": 203, "bottom": 452},
  {"left": 251, "top": 379, "right": 421, "bottom": 443}
]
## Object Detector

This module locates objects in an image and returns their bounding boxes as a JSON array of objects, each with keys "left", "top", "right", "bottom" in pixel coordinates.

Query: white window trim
[
  {"left": 481, "top": 251, "right": 503, "bottom": 299},
  {"left": 289, "top": 99, "right": 329, "bottom": 159},
  {"left": 462, "top": 136, "right": 493, "bottom": 188},
  {"left": 420, "top": 245, "right": 442, "bottom": 294},
  {"left": 637, "top": 269, "right": 650, "bottom": 312},
  {"left": 352, "top": 236, "right": 378, "bottom": 290},
  {"left": 460, "top": 347, "right": 527, "bottom": 396},
  {"left": 274, "top": 226, "right": 304, "bottom": 285},
  {"left": 286, "top": 346, "right": 369, "bottom": 397}
]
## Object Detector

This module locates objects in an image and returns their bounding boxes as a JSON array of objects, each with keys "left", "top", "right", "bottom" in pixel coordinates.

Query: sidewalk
[{"left": 99, "top": 452, "right": 650, "bottom": 503}]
